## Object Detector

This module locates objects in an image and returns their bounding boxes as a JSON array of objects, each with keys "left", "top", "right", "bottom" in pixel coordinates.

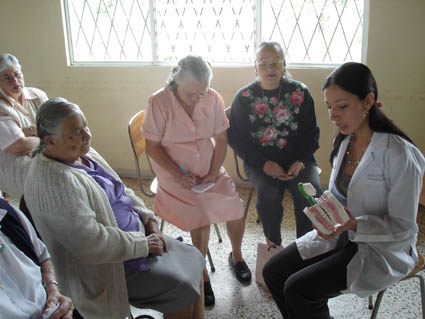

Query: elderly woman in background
[
  {"left": 228, "top": 42, "right": 322, "bottom": 247},
  {"left": 24, "top": 98, "right": 205, "bottom": 319},
  {"left": 143, "top": 55, "right": 251, "bottom": 307},
  {"left": 0, "top": 53, "right": 48, "bottom": 197},
  {"left": 263, "top": 62, "right": 425, "bottom": 319}
]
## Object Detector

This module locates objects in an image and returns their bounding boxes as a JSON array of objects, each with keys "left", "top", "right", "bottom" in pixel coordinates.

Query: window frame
[{"left": 61, "top": 0, "right": 370, "bottom": 68}]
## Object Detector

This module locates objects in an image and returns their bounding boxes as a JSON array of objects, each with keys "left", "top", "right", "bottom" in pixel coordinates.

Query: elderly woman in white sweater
[{"left": 24, "top": 97, "right": 205, "bottom": 319}]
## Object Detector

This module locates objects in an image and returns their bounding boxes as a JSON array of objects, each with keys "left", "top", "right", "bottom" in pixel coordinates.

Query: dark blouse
[
  {"left": 336, "top": 165, "right": 351, "bottom": 198},
  {"left": 228, "top": 77, "right": 320, "bottom": 171}
]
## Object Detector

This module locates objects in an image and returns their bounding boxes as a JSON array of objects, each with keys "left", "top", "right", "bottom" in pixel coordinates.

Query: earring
[{"left": 364, "top": 110, "right": 369, "bottom": 117}]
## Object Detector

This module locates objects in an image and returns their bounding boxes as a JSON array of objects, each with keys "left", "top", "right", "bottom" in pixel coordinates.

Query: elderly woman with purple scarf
[{"left": 24, "top": 97, "right": 205, "bottom": 319}]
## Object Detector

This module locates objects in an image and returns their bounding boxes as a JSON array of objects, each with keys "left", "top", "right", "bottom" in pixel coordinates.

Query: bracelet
[
  {"left": 43, "top": 280, "right": 60, "bottom": 290},
  {"left": 299, "top": 161, "right": 305, "bottom": 171}
]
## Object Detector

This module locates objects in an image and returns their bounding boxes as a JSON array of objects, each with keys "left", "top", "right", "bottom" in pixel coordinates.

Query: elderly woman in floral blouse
[{"left": 228, "top": 42, "right": 322, "bottom": 246}]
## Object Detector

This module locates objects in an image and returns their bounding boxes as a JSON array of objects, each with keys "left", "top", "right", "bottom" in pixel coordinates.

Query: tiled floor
[
  {"left": 123, "top": 178, "right": 425, "bottom": 319},
  {"left": 8, "top": 179, "right": 423, "bottom": 319}
]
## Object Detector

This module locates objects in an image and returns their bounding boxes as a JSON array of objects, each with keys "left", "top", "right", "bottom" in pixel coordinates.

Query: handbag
[{"left": 255, "top": 243, "right": 282, "bottom": 286}]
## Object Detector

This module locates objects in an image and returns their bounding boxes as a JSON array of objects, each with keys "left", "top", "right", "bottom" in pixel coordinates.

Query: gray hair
[
  {"left": 167, "top": 55, "right": 212, "bottom": 92},
  {"left": 0, "top": 53, "right": 22, "bottom": 74},
  {"left": 255, "top": 41, "right": 290, "bottom": 78},
  {"left": 255, "top": 42, "right": 286, "bottom": 62},
  {"left": 33, "top": 97, "right": 83, "bottom": 156}
]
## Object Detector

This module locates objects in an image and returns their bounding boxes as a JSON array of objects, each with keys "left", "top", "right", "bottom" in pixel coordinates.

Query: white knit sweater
[
  {"left": 24, "top": 148, "right": 156, "bottom": 319},
  {"left": 0, "top": 87, "right": 47, "bottom": 196},
  {"left": 0, "top": 151, "right": 31, "bottom": 196}
]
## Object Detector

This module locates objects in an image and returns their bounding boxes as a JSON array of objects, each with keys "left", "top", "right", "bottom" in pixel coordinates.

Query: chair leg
[
  {"left": 369, "top": 275, "right": 425, "bottom": 319},
  {"left": 207, "top": 249, "right": 215, "bottom": 272},
  {"left": 413, "top": 274, "right": 425, "bottom": 319},
  {"left": 213, "top": 223, "right": 222, "bottom": 243},
  {"left": 370, "top": 289, "right": 386, "bottom": 319},
  {"left": 368, "top": 295, "right": 374, "bottom": 310}
]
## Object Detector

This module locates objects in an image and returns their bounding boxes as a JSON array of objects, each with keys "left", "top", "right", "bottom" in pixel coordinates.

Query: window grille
[{"left": 63, "top": 0, "right": 367, "bottom": 65}]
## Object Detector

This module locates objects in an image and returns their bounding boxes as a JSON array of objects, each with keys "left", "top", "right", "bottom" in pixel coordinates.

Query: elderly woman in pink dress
[{"left": 143, "top": 55, "right": 251, "bottom": 306}]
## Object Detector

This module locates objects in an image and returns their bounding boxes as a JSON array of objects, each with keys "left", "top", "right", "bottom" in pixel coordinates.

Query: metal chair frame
[
  {"left": 224, "top": 107, "right": 256, "bottom": 221},
  {"left": 368, "top": 254, "right": 425, "bottom": 319},
  {"left": 128, "top": 110, "right": 222, "bottom": 272},
  {"left": 232, "top": 148, "right": 256, "bottom": 220}
]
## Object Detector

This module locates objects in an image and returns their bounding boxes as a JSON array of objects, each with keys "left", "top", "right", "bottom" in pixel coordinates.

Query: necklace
[
  {"left": 345, "top": 135, "right": 372, "bottom": 169},
  {"left": 259, "top": 81, "right": 282, "bottom": 105}
]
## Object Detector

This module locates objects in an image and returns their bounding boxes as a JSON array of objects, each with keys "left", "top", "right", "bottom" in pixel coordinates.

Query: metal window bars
[{"left": 63, "top": 0, "right": 366, "bottom": 65}]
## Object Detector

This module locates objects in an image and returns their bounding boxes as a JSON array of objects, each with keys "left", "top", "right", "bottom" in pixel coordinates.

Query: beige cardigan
[{"left": 24, "top": 148, "right": 157, "bottom": 319}]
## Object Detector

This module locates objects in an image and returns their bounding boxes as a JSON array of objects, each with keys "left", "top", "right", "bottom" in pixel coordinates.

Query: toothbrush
[{"left": 298, "top": 183, "right": 316, "bottom": 206}]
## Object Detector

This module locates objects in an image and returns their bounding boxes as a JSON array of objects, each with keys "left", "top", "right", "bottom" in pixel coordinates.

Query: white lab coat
[{"left": 296, "top": 132, "right": 425, "bottom": 297}]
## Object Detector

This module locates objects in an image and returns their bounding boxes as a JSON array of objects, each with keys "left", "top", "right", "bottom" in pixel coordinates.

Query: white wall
[{"left": 1, "top": 0, "right": 424, "bottom": 185}]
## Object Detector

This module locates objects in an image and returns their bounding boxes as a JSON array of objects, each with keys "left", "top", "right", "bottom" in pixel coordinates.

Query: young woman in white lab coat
[{"left": 263, "top": 62, "right": 425, "bottom": 319}]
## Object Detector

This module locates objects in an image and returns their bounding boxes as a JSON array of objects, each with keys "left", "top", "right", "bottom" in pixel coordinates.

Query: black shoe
[
  {"left": 228, "top": 252, "right": 252, "bottom": 283},
  {"left": 204, "top": 280, "right": 215, "bottom": 307}
]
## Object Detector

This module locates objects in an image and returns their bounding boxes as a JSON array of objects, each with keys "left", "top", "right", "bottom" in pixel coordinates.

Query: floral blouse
[{"left": 228, "top": 78, "right": 320, "bottom": 171}]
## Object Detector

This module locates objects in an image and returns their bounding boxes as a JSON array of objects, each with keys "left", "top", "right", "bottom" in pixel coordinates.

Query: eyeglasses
[
  {"left": 256, "top": 59, "right": 284, "bottom": 70},
  {"left": 1, "top": 71, "right": 23, "bottom": 83},
  {"left": 182, "top": 88, "right": 209, "bottom": 99}
]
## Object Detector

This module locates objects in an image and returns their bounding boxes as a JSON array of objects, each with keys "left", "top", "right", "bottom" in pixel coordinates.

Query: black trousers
[
  {"left": 244, "top": 162, "right": 321, "bottom": 245},
  {"left": 263, "top": 240, "right": 358, "bottom": 319}
]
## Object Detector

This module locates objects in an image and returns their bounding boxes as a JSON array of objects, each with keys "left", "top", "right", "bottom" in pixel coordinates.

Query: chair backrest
[
  {"left": 225, "top": 106, "right": 251, "bottom": 183},
  {"left": 225, "top": 106, "right": 231, "bottom": 121},
  {"left": 128, "top": 110, "right": 147, "bottom": 159},
  {"left": 128, "top": 110, "right": 155, "bottom": 197}
]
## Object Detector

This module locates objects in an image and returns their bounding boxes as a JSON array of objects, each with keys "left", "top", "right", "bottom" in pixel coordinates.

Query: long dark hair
[{"left": 323, "top": 62, "right": 413, "bottom": 166}]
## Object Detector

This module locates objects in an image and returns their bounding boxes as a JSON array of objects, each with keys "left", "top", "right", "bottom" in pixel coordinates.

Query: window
[{"left": 63, "top": 0, "right": 368, "bottom": 66}]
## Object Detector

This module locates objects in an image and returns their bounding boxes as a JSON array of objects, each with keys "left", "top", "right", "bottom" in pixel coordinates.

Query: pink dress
[{"left": 143, "top": 87, "right": 244, "bottom": 231}]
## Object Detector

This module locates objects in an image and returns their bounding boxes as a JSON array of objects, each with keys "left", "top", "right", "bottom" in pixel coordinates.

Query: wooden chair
[
  {"left": 233, "top": 150, "right": 256, "bottom": 220},
  {"left": 128, "top": 110, "right": 222, "bottom": 272},
  {"left": 368, "top": 180, "right": 425, "bottom": 319},
  {"left": 224, "top": 107, "right": 256, "bottom": 220}
]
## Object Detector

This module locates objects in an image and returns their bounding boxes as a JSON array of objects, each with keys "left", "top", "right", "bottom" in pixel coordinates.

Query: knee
[
  {"left": 283, "top": 275, "right": 300, "bottom": 304},
  {"left": 262, "top": 256, "right": 279, "bottom": 285},
  {"left": 262, "top": 260, "right": 273, "bottom": 285},
  {"left": 256, "top": 186, "right": 282, "bottom": 207},
  {"left": 173, "top": 280, "right": 200, "bottom": 310}
]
